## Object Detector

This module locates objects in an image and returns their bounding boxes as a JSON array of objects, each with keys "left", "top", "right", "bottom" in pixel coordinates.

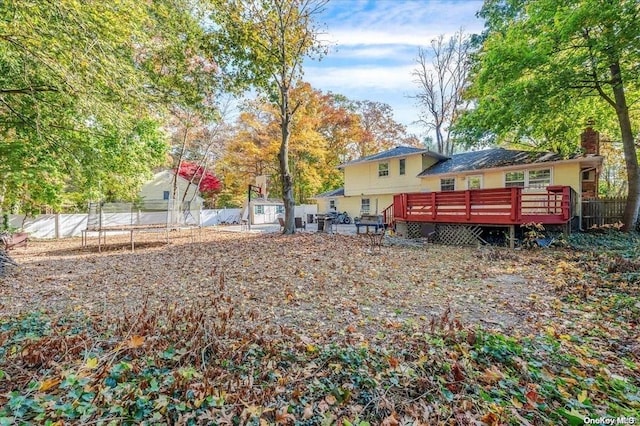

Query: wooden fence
[{"left": 581, "top": 197, "right": 626, "bottom": 229}]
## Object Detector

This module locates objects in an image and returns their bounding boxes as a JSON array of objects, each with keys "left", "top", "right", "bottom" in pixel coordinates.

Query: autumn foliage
[
  {"left": 177, "top": 161, "right": 222, "bottom": 196},
  {"left": 0, "top": 231, "right": 638, "bottom": 424}
]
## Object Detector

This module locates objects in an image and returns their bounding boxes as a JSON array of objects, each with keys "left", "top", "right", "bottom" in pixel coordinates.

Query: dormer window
[{"left": 378, "top": 162, "right": 389, "bottom": 177}]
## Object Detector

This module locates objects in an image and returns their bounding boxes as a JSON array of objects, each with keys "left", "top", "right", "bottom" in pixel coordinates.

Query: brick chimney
[{"left": 581, "top": 120, "right": 600, "bottom": 155}]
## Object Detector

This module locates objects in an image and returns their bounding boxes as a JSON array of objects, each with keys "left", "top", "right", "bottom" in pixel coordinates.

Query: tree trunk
[
  {"left": 610, "top": 62, "right": 640, "bottom": 231},
  {"left": 279, "top": 91, "right": 296, "bottom": 234}
]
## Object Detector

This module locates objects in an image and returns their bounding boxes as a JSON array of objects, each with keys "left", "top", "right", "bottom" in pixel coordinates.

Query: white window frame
[
  {"left": 361, "top": 198, "right": 370, "bottom": 214},
  {"left": 440, "top": 178, "right": 455, "bottom": 191},
  {"left": 467, "top": 175, "right": 483, "bottom": 190},
  {"left": 528, "top": 168, "right": 552, "bottom": 188},
  {"left": 399, "top": 158, "right": 406, "bottom": 176},
  {"left": 329, "top": 199, "right": 336, "bottom": 210},
  {"left": 504, "top": 168, "right": 552, "bottom": 188},
  {"left": 505, "top": 170, "right": 525, "bottom": 187},
  {"left": 378, "top": 162, "right": 389, "bottom": 177},
  {"left": 255, "top": 205, "right": 264, "bottom": 214}
]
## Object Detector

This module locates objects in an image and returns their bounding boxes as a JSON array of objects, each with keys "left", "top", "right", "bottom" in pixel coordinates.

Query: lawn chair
[{"left": 278, "top": 217, "right": 285, "bottom": 232}]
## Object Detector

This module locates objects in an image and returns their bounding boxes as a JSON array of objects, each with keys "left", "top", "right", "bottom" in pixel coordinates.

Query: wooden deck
[{"left": 385, "top": 186, "right": 574, "bottom": 226}]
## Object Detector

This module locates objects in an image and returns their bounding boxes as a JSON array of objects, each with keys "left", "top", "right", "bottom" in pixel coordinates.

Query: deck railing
[
  {"left": 392, "top": 186, "right": 572, "bottom": 226},
  {"left": 382, "top": 203, "right": 394, "bottom": 228}
]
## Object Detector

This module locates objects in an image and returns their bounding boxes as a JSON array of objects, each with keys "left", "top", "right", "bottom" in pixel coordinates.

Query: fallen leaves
[
  {"left": 0, "top": 230, "right": 638, "bottom": 424},
  {"left": 128, "top": 335, "right": 145, "bottom": 348}
]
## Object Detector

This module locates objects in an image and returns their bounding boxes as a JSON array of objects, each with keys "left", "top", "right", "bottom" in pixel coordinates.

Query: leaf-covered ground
[{"left": 0, "top": 229, "right": 638, "bottom": 425}]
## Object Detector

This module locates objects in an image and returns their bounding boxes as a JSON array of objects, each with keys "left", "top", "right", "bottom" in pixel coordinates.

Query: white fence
[{"left": 8, "top": 208, "right": 243, "bottom": 239}]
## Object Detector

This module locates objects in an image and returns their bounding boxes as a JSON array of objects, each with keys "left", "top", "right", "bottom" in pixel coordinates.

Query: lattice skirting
[
  {"left": 436, "top": 224, "right": 483, "bottom": 246},
  {"left": 407, "top": 222, "right": 422, "bottom": 238}
]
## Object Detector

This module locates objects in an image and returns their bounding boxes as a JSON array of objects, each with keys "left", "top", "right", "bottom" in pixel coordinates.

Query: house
[
  {"left": 139, "top": 170, "right": 205, "bottom": 211},
  {"left": 314, "top": 146, "right": 448, "bottom": 217},
  {"left": 313, "top": 127, "right": 603, "bottom": 240}
]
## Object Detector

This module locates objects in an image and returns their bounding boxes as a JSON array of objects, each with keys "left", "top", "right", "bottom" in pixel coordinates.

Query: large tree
[
  {"left": 0, "top": 0, "right": 217, "bottom": 213},
  {"left": 219, "top": 84, "right": 354, "bottom": 206},
  {"left": 459, "top": 0, "right": 640, "bottom": 230},
  {"left": 349, "top": 100, "right": 420, "bottom": 158},
  {"left": 412, "top": 30, "right": 472, "bottom": 156},
  {"left": 210, "top": 0, "right": 328, "bottom": 234}
]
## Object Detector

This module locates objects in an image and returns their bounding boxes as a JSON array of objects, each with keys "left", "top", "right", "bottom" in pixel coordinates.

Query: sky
[{"left": 304, "top": 0, "right": 486, "bottom": 139}]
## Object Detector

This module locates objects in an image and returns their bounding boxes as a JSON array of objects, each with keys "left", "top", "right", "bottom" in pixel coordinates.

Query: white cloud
[
  {"left": 304, "top": 0, "right": 484, "bottom": 139},
  {"left": 321, "top": 0, "right": 484, "bottom": 48},
  {"left": 337, "top": 45, "right": 408, "bottom": 59},
  {"left": 305, "top": 64, "right": 417, "bottom": 91}
]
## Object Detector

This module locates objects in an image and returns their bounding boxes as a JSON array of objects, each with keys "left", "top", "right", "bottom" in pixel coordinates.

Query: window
[
  {"left": 329, "top": 200, "right": 336, "bottom": 210},
  {"left": 255, "top": 205, "right": 264, "bottom": 214},
  {"left": 163, "top": 190, "right": 170, "bottom": 200},
  {"left": 582, "top": 169, "right": 595, "bottom": 182},
  {"left": 361, "top": 198, "right": 370, "bottom": 213},
  {"left": 440, "top": 178, "right": 455, "bottom": 191},
  {"left": 467, "top": 175, "right": 482, "bottom": 189},
  {"left": 528, "top": 169, "right": 551, "bottom": 188},
  {"left": 399, "top": 158, "right": 406, "bottom": 175},
  {"left": 276, "top": 205, "right": 284, "bottom": 214},
  {"left": 505, "top": 169, "right": 551, "bottom": 188},
  {"left": 505, "top": 171, "right": 525, "bottom": 187},
  {"left": 378, "top": 162, "right": 389, "bottom": 177}
]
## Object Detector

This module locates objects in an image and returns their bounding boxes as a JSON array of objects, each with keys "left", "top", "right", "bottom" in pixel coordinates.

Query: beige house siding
[
  {"left": 344, "top": 155, "right": 426, "bottom": 196},
  {"left": 139, "top": 171, "right": 204, "bottom": 208},
  {"left": 317, "top": 194, "right": 394, "bottom": 218}
]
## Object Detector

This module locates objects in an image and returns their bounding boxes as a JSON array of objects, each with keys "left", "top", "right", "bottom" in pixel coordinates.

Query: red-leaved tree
[{"left": 177, "top": 161, "right": 222, "bottom": 205}]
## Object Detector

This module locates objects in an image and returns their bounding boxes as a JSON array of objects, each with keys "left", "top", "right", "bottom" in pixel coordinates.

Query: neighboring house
[
  {"left": 139, "top": 170, "right": 204, "bottom": 211},
  {"left": 313, "top": 127, "right": 603, "bottom": 222}
]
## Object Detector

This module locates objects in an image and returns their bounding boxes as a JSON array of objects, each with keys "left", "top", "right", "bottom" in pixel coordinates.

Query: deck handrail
[
  {"left": 392, "top": 186, "right": 573, "bottom": 226},
  {"left": 382, "top": 203, "right": 394, "bottom": 228}
]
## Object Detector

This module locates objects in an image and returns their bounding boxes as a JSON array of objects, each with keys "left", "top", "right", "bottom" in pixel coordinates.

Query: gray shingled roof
[
  {"left": 338, "top": 146, "right": 447, "bottom": 169},
  {"left": 417, "top": 148, "right": 565, "bottom": 176},
  {"left": 312, "top": 188, "right": 344, "bottom": 198}
]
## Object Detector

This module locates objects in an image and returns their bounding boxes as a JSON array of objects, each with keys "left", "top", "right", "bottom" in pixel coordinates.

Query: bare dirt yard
[{"left": 1, "top": 229, "right": 638, "bottom": 425}]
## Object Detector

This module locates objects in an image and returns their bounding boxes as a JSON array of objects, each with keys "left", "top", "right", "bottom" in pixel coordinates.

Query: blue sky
[{"left": 304, "top": 0, "right": 485, "bottom": 138}]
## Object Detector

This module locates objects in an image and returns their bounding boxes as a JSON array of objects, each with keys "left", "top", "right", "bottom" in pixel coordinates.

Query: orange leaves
[
  {"left": 381, "top": 412, "right": 400, "bottom": 426},
  {"left": 524, "top": 384, "right": 544, "bottom": 407},
  {"left": 480, "top": 411, "right": 501, "bottom": 426},
  {"left": 39, "top": 377, "right": 60, "bottom": 392},
  {"left": 478, "top": 365, "right": 504, "bottom": 385},
  {"left": 275, "top": 406, "right": 296, "bottom": 424},
  {"left": 387, "top": 355, "right": 399, "bottom": 369},
  {"left": 128, "top": 335, "right": 145, "bottom": 348}
]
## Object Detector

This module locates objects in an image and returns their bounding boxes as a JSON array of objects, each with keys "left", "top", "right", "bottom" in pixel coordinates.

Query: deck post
[
  {"left": 465, "top": 190, "right": 471, "bottom": 220},
  {"left": 510, "top": 188, "right": 518, "bottom": 222},
  {"left": 509, "top": 225, "right": 515, "bottom": 249},
  {"left": 431, "top": 192, "right": 437, "bottom": 220}
]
